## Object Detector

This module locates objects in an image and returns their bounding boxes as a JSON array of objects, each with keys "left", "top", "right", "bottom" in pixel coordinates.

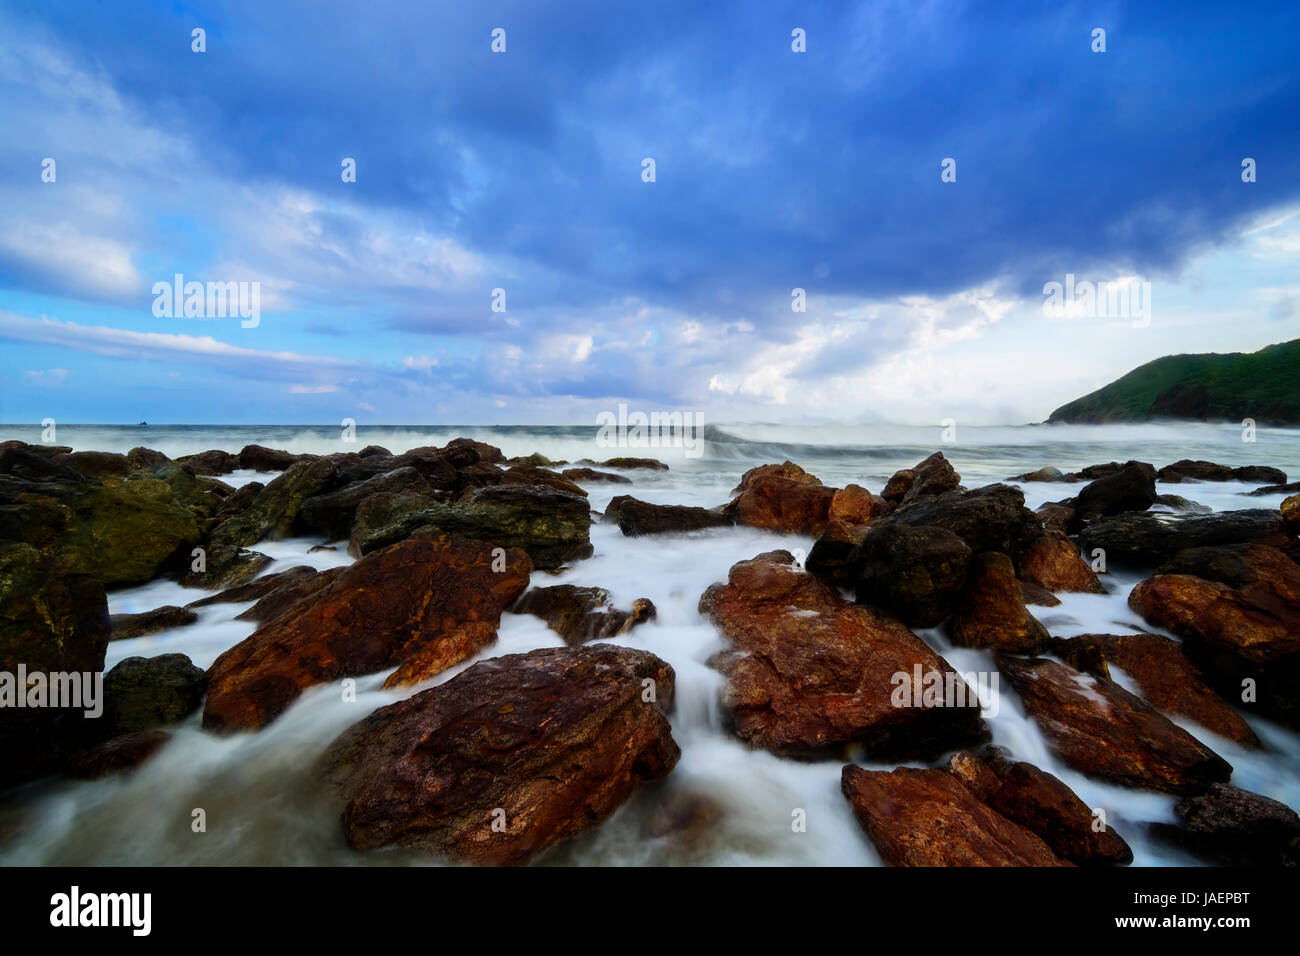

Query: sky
[{"left": 0, "top": 0, "right": 1297, "bottom": 426}]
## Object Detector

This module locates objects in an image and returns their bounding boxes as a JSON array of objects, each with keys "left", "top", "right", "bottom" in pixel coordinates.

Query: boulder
[
  {"left": 849, "top": 522, "right": 971, "bottom": 627},
  {"left": 1010, "top": 466, "right": 1066, "bottom": 482},
  {"left": 64, "top": 730, "right": 172, "bottom": 779},
  {"left": 176, "top": 449, "right": 240, "bottom": 476},
  {"left": 0, "top": 443, "right": 85, "bottom": 482},
  {"left": 513, "top": 585, "right": 656, "bottom": 645},
  {"left": 178, "top": 544, "right": 272, "bottom": 590},
  {"left": 237, "top": 444, "right": 300, "bottom": 471},
  {"left": 185, "top": 565, "right": 321, "bottom": 609},
  {"left": 840, "top": 765, "right": 1067, "bottom": 866},
  {"left": 723, "top": 475, "right": 838, "bottom": 536},
  {"left": 732, "top": 461, "right": 821, "bottom": 495},
  {"left": 804, "top": 485, "right": 888, "bottom": 588},
  {"left": 125, "top": 447, "right": 171, "bottom": 470},
  {"left": 497, "top": 465, "right": 587, "bottom": 498},
  {"left": 208, "top": 458, "right": 339, "bottom": 549},
  {"left": 998, "top": 655, "right": 1232, "bottom": 794},
  {"left": 882, "top": 451, "right": 961, "bottom": 505},
  {"left": 102, "top": 653, "right": 207, "bottom": 736},
  {"left": 699, "top": 551, "right": 987, "bottom": 759},
  {"left": 1015, "top": 531, "right": 1105, "bottom": 593},
  {"left": 319, "top": 644, "right": 679, "bottom": 865},
  {"left": 233, "top": 567, "right": 345, "bottom": 625},
  {"left": 1035, "top": 501, "right": 1076, "bottom": 534},
  {"left": 561, "top": 467, "right": 632, "bottom": 485},
  {"left": 1052, "top": 632, "right": 1260, "bottom": 748},
  {"left": 441, "top": 437, "right": 504, "bottom": 464},
  {"left": 1158, "top": 460, "right": 1287, "bottom": 485},
  {"left": 947, "top": 552, "right": 1051, "bottom": 653},
  {"left": 887, "top": 483, "right": 1039, "bottom": 556},
  {"left": 53, "top": 450, "right": 131, "bottom": 479},
  {"left": 605, "top": 496, "right": 732, "bottom": 536},
  {"left": 1079, "top": 509, "right": 1289, "bottom": 567},
  {"left": 203, "top": 533, "right": 532, "bottom": 732},
  {"left": 596, "top": 457, "right": 667, "bottom": 471},
  {"left": 297, "top": 466, "right": 431, "bottom": 540},
  {"left": 1155, "top": 783, "right": 1300, "bottom": 866},
  {"left": 1071, "top": 461, "right": 1157, "bottom": 522},
  {"left": 109, "top": 605, "right": 198, "bottom": 640}
]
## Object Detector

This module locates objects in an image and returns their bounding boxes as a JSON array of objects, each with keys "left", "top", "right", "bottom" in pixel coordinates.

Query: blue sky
[{"left": 1, "top": 0, "right": 1297, "bottom": 425}]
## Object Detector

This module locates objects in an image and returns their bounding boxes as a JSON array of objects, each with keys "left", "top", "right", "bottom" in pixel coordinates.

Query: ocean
[{"left": 2, "top": 420, "right": 1298, "bottom": 865}]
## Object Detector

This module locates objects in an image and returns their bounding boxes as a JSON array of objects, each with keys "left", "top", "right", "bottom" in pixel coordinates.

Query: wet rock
[
  {"left": 998, "top": 655, "right": 1232, "bottom": 794},
  {"left": 1285, "top": 494, "right": 1300, "bottom": 534},
  {"left": 176, "top": 449, "right": 240, "bottom": 476},
  {"left": 605, "top": 495, "right": 732, "bottom": 536},
  {"left": 596, "top": 457, "right": 667, "bottom": 470},
  {"left": 212, "top": 480, "right": 263, "bottom": 518},
  {"left": 347, "top": 490, "right": 450, "bottom": 557},
  {"left": 65, "top": 730, "right": 172, "bottom": 780},
  {"left": 1153, "top": 493, "right": 1211, "bottom": 513},
  {"left": 888, "top": 483, "right": 1038, "bottom": 555},
  {"left": 298, "top": 466, "right": 430, "bottom": 540},
  {"left": 357, "top": 484, "right": 593, "bottom": 570},
  {"left": 1071, "top": 461, "right": 1157, "bottom": 522},
  {"left": 947, "top": 552, "right": 1051, "bottom": 653},
  {"left": 561, "top": 467, "right": 632, "bottom": 485},
  {"left": 442, "top": 437, "right": 504, "bottom": 464},
  {"left": 699, "top": 551, "right": 987, "bottom": 759},
  {"left": 1158, "top": 460, "right": 1287, "bottom": 484},
  {"left": 53, "top": 450, "right": 131, "bottom": 479},
  {"left": 723, "top": 475, "right": 838, "bottom": 536},
  {"left": 840, "top": 765, "right": 1067, "bottom": 866},
  {"left": 1233, "top": 465, "right": 1288, "bottom": 484},
  {"left": 882, "top": 452, "right": 961, "bottom": 505},
  {"left": 0, "top": 543, "right": 110, "bottom": 787},
  {"left": 203, "top": 534, "right": 532, "bottom": 731},
  {"left": 1246, "top": 481, "right": 1300, "bottom": 497},
  {"left": 234, "top": 567, "right": 345, "bottom": 625},
  {"left": 209, "top": 458, "right": 339, "bottom": 549},
  {"left": 804, "top": 485, "right": 887, "bottom": 587},
  {"left": 497, "top": 465, "right": 587, "bottom": 498},
  {"left": 1052, "top": 632, "right": 1260, "bottom": 748},
  {"left": 1035, "top": 501, "right": 1076, "bottom": 534},
  {"left": 947, "top": 750, "right": 1133, "bottom": 866},
  {"left": 1155, "top": 783, "right": 1300, "bottom": 866},
  {"left": 319, "top": 644, "right": 679, "bottom": 865},
  {"left": 1079, "top": 509, "right": 1288, "bottom": 567},
  {"left": 102, "top": 654, "right": 207, "bottom": 736},
  {"left": 109, "top": 605, "right": 198, "bottom": 640},
  {"left": 513, "top": 585, "right": 656, "bottom": 645},
  {"left": 1129, "top": 570, "right": 1300, "bottom": 727},
  {"left": 1010, "top": 466, "right": 1066, "bottom": 482},
  {"left": 125, "top": 447, "right": 170, "bottom": 470},
  {"left": 1019, "top": 581, "right": 1062, "bottom": 607},
  {"left": 237, "top": 444, "right": 301, "bottom": 472},
  {"left": 0, "top": 443, "right": 86, "bottom": 482},
  {"left": 357, "top": 444, "right": 391, "bottom": 458},
  {"left": 850, "top": 522, "right": 971, "bottom": 628},
  {"left": 1015, "top": 531, "right": 1105, "bottom": 593},
  {"left": 178, "top": 545, "right": 272, "bottom": 590},
  {"left": 732, "top": 461, "right": 821, "bottom": 495}
]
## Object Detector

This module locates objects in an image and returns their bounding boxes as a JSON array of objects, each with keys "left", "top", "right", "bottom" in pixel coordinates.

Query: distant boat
[{"left": 136, "top": 421, "right": 148, "bottom": 426}]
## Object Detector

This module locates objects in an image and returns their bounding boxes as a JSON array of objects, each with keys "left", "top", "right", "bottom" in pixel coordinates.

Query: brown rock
[
  {"left": 320, "top": 644, "right": 679, "bottom": 865},
  {"left": 947, "top": 552, "right": 1051, "bottom": 653},
  {"left": 1036, "top": 501, "right": 1076, "bottom": 534},
  {"left": 1157, "top": 783, "right": 1300, "bottom": 866},
  {"left": 605, "top": 496, "right": 732, "bottom": 535},
  {"left": 1016, "top": 531, "right": 1105, "bottom": 593},
  {"left": 202, "top": 533, "right": 532, "bottom": 731},
  {"left": 841, "top": 765, "right": 1067, "bottom": 866},
  {"left": 998, "top": 655, "right": 1232, "bottom": 794},
  {"left": 561, "top": 467, "right": 632, "bottom": 485},
  {"left": 1054, "top": 632, "right": 1260, "bottom": 747},
  {"left": 699, "top": 551, "right": 987, "bottom": 758},
  {"left": 109, "top": 605, "right": 198, "bottom": 640},
  {"left": 732, "top": 461, "right": 822, "bottom": 495},
  {"left": 1019, "top": 580, "right": 1062, "bottom": 607},
  {"left": 883, "top": 452, "right": 961, "bottom": 505},
  {"left": 233, "top": 566, "right": 345, "bottom": 625},
  {"left": 513, "top": 585, "right": 656, "bottom": 645},
  {"left": 723, "top": 475, "right": 838, "bottom": 536},
  {"left": 64, "top": 730, "right": 172, "bottom": 779}
]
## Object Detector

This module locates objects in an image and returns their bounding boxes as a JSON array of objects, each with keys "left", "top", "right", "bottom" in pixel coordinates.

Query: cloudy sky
[{"left": 1, "top": 0, "right": 1297, "bottom": 426}]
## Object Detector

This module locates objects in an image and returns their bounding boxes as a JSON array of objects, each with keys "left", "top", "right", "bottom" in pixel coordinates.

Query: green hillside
[{"left": 1048, "top": 339, "right": 1300, "bottom": 425}]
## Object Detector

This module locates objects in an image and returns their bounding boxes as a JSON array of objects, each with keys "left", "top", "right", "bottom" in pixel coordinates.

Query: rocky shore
[{"left": 2, "top": 436, "right": 1299, "bottom": 866}]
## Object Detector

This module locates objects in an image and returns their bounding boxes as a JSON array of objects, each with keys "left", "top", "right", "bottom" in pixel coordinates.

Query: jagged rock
[
  {"left": 947, "top": 552, "right": 1051, "bottom": 653},
  {"left": 732, "top": 461, "right": 821, "bottom": 495},
  {"left": 850, "top": 522, "right": 971, "bottom": 628},
  {"left": 102, "top": 653, "right": 207, "bottom": 736},
  {"left": 887, "top": 484, "right": 1038, "bottom": 555},
  {"left": 513, "top": 585, "right": 656, "bottom": 645},
  {"left": 561, "top": 467, "right": 632, "bottom": 485},
  {"left": 1079, "top": 509, "right": 1289, "bottom": 567},
  {"left": 233, "top": 567, "right": 345, "bottom": 625},
  {"left": 53, "top": 450, "right": 131, "bottom": 479},
  {"left": 1015, "top": 531, "right": 1105, "bottom": 593},
  {"left": 1071, "top": 461, "right": 1157, "bottom": 522},
  {"left": 605, "top": 496, "right": 732, "bottom": 536},
  {"left": 65, "top": 730, "right": 172, "bottom": 779},
  {"left": 209, "top": 458, "right": 339, "bottom": 549},
  {"left": 298, "top": 466, "right": 431, "bottom": 540},
  {"left": 176, "top": 449, "right": 240, "bottom": 476},
  {"left": 237, "top": 444, "right": 301, "bottom": 471},
  {"left": 1154, "top": 783, "right": 1300, "bottom": 866},
  {"left": 882, "top": 452, "right": 961, "bottom": 505},
  {"left": 109, "top": 605, "right": 198, "bottom": 640},
  {"left": 723, "top": 475, "right": 837, "bottom": 535}
]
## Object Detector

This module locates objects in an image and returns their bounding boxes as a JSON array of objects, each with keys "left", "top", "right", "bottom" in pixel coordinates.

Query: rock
[
  {"left": 883, "top": 452, "right": 961, "bottom": 505},
  {"left": 1129, "top": 571, "right": 1300, "bottom": 727},
  {"left": 1019, "top": 581, "right": 1061, "bottom": 607},
  {"left": 840, "top": 765, "right": 1067, "bottom": 866},
  {"left": 804, "top": 485, "right": 887, "bottom": 587},
  {"left": 1157, "top": 541, "right": 1297, "bottom": 591},
  {"left": 0, "top": 543, "right": 110, "bottom": 787},
  {"left": 319, "top": 644, "right": 679, "bottom": 865},
  {"left": 234, "top": 567, "right": 345, "bottom": 625},
  {"left": 212, "top": 480, "right": 263, "bottom": 518},
  {"left": 1079, "top": 509, "right": 1288, "bottom": 567},
  {"left": 1158, "top": 460, "right": 1287, "bottom": 484},
  {"left": 0, "top": 443, "right": 86, "bottom": 482},
  {"left": 64, "top": 730, "right": 172, "bottom": 779},
  {"left": 185, "top": 565, "right": 320, "bottom": 609},
  {"left": 1015, "top": 531, "right": 1105, "bottom": 593},
  {"left": 732, "top": 461, "right": 821, "bottom": 495},
  {"left": 203, "top": 533, "right": 532, "bottom": 732},
  {"left": 109, "top": 605, "right": 198, "bottom": 640},
  {"left": 53, "top": 450, "right": 131, "bottom": 479},
  {"left": 1155, "top": 783, "right": 1300, "bottom": 866},
  {"left": 237, "top": 444, "right": 300, "bottom": 471},
  {"left": 1052, "top": 633, "right": 1260, "bottom": 748},
  {"left": 947, "top": 552, "right": 1051, "bottom": 653},
  {"left": 441, "top": 437, "right": 504, "bottom": 464},
  {"left": 357, "top": 484, "right": 593, "bottom": 570},
  {"left": 209, "top": 458, "right": 339, "bottom": 549},
  {"left": 1232, "top": 465, "right": 1288, "bottom": 484},
  {"left": 699, "top": 550, "right": 987, "bottom": 759},
  {"left": 347, "top": 490, "right": 450, "bottom": 558},
  {"left": 1035, "top": 501, "right": 1076, "bottom": 534},
  {"left": 497, "top": 465, "right": 587, "bottom": 498},
  {"left": 947, "top": 750, "right": 1133, "bottom": 866},
  {"left": 561, "top": 467, "right": 632, "bottom": 485},
  {"left": 102, "top": 654, "right": 207, "bottom": 736},
  {"left": 1246, "top": 481, "right": 1300, "bottom": 497},
  {"left": 126, "top": 447, "right": 171, "bottom": 470},
  {"left": 506, "top": 452, "right": 562, "bottom": 468},
  {"left": 997, "top": 655, "right": 1232, "bottom": 794},
  {"left": 723, "top": 475, "right": 838, "bottom": 535},
  {"left": 1153, "top": 493, "right": 1211, "bottom": 513},
  {"left": 1010, "top": 466, "right": 1066, "bottom": 482},
  {"left": 1282, "top": 494, "right": 1300, "bottom": 533},
  {"left": 355, "top": 444, "right": 389, "bottom": 458},
  {"left": 887, "top": 484, "right": 1038, "bottom": 556},
  {"left": 451, "top": 462, "right": 504, "bottom": 499},
  {"left": 178, "top": 545, "right": 272, "bottom": 589},
  {"left": 605, "top": 496, "right": 732, "bottom": 536},
  {"left": 513, "top": 585, "right": 656, "bottom": 645},
  {"left": 1071, "top": 461, "right": 1157, "bottom": 521},
  {"left": 297, "top": 466, "right": 431, "bottom": 540},
  {"left": 176, "top": 449, "right": 240, "bottom": 476},
  {"left": 850, "top": 522, "right": 971, "bottom": 627},
  {"left": 597, "top": 457, "right": 667, "bottom": 470}
]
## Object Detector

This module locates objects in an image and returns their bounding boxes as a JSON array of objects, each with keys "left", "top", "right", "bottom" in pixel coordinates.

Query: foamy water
[{"left": 1, "top": 422, "right": 1297, "bottom": 865}]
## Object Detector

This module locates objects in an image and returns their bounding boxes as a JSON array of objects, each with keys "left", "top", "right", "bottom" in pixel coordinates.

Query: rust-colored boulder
[
  {"left": 1155, "top": 783, "right": 1300, "bottom": 866},
  {"left": 1053, "top": 632, "right": 1260, "bottom": 748},
  {"left": 804, "top": 485, "right": 888, "bottom": 587},
  {"left": 319, "top": 644, "right": 679, "bottom": 865},
  {"left": 947, "top": 552, "right": 1051, "bottom": 653},
  {"left": 732, "top": 461, "right": 822, "bottom": 495},
  {"left": 1283, "top": 494, "right": 1299, "bottom": 533},
  {"left": 946, "top": 750, "right": 1133, "bottom": 866},
  {"left": 1036, "top": 501, "right": 1075, "bottom": 534},
  {"left": 882, "top": 452, "right": 961, "bottom": 505},
  {"left": 202, "top": 533, "right": 532, "bottom": 732},
  {"left": 723, "top": 475, "right": 838, "bottom": 536},
  {"left": 840, "top": 765, "right": 1068, "bottom": 866},
  {"left": 1129, "top": 571, "right": 1300, "bottom": 727},
  {"left": 998, "top": 655, "right": 1231, "bottom": 794},
  {"left": 1016, "top": 531, "right": 1105, "bottom": 594},
  {"left": 233, "top": 566, "right": 345, "bottom": 625},
  {"left": 699, "top": 551, "right": 987, "bottom": 759},
  {"left": 513, "top": 585, "right": 656, "bottom": 645},
  {"left": 1019, "top": 580, "right": 1061, "bottom": 607},
  {"left": 605, "top": 496, "right": 732, "bottom": 535}
]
